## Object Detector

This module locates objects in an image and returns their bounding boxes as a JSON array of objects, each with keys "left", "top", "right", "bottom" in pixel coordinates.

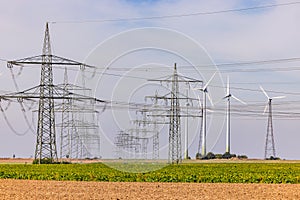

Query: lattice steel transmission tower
[
  {"left": 114, "top": 130, "right": 139, "bottom": 159},
  {"left": 5, "top": 23, "right": 104, "bottom": 163},
  {"left": 131, "top": 101, "right": 165, "bottom": 160},
  {"left": 169, "top": 63, "right": 181, "bottom": 164},
  {"left": 60, "top": 68, "right": 72, "bottom": 159},
  {"left": 260, "top": 86, "right": 285, "bottom": 159},
  {"left": 148, "top": 63, "right": 202, "bottom": 164},
  {"left": 35, "top": 23, "right": 57, "bottom": 161},
  {"left": 264, "top": 99, "right": 276, "bottom": 159},
  {"left": 152, "top": 92, "right": 160, "bottom": 160}
]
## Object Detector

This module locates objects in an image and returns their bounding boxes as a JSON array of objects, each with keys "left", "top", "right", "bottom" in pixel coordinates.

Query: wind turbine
[
  {"left": 260, "top": 86, "right": 285, "bottom": 159},
  {"left": 194, "top": 72, "right": 216, "bottom": 157},
  {"left": 223, "top": 77, "right": 246, "bottom": 155}
]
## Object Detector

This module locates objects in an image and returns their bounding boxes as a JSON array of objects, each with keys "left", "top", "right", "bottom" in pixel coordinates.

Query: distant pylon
[
  {"left": 260, "top": 86, "right": 285, "bottom": 159},
  {"left": 152, "top": 91, "right": 159, "bottom": 160},
  {"left": 35, "top": 23, "right": 58, "bottom": 162},
  {"left": 265, "top": 99, "right": 276, "bottom": 159},
  {"left": 60, "top": 67, "right": 72, "bottom": 159}
]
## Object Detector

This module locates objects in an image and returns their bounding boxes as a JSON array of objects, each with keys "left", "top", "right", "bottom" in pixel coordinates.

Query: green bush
[{"left": 33, "top": 158, "right": 54, "bottom": 164}]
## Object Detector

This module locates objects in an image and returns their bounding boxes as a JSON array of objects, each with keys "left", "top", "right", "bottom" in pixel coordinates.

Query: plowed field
[{"left": 0, "top": 179, "right": 299, "bottom": 200}]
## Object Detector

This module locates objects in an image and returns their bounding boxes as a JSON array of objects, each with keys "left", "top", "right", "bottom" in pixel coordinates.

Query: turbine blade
[
  {"left": 206, "top": 108, "right": 214, "bottom": 113},
  {"left": 197, "top": 95, "right": 202, "bottom": 108},
  {"left": 227, "top": 76, "right": 230, "bottom": 96},
  {"left": 260, "top": 85, "right": 270, "bottom": 99},
  {"left": 223, "top": 96, "right": 229, "bottom": 99},
  {"left": 214, "top": 97, "right": 225, "bottom": 105},
  {"left": 203, "top": 72, "right": 217, "bottom": 90},
  {"left": 272, "top": 96, "right": 286, "bottom": 99},
  {"left": 207, "top": 93, "right": 214, "bottom": 107},
  {"left": 231, "top": 95, "right": 247, "bottom": 105},
  {"left": 192, "top": 87, "right": 203, "bottom": 91},
  {"left": 263, "top": 104, "right": 268, "bottom": 115}
]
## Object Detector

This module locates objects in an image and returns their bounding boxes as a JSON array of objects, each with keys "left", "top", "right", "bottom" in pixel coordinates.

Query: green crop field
[{"left": 0, "top": 162, "right": 300, "bottom": 183}]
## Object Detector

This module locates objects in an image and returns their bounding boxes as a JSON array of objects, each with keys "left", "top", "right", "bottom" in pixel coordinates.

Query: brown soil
[{"left": 0, "top": 179, "right": 299, "bottom": 200}]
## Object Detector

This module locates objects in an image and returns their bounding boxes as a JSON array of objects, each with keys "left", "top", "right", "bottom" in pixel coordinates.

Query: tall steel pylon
[
  {"left": 152, "top": 92, "right": 159, "bottom": 160},
  {"left": 169, "top": 63, "right": 181, "bottom": 164},
  {"left": 60, "top": 68, "right": 72, "bottom": 159},
  {"left": 5, "top": 23, "right": 104, "bottom": 163},
  {"left": 264, "top": 99, "right": 276, "bottom": 159},
  {"left": 260, "top": 86, "right": 285, "bottom": 159},
  {"left": 35, "top": 23, "right": 57, "bottom": 161},
  {"left": 148, "top": 63, "right": 202, "bottom": 163}
]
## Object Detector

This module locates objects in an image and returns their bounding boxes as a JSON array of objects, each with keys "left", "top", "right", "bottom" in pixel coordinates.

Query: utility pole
[{"left": 184, "top": 83, "right": 190, "bottom": 159}]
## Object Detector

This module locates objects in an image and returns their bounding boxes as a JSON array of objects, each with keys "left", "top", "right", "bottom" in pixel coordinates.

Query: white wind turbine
[
  {"left": 223, "top": 77, "right": 246, "bottom": 154},
  {"left": 260, "top": 86, "right": 285, "bottom": 159},
  {"left": 194, "top": 72, "right": 216, "bottom": 156}
]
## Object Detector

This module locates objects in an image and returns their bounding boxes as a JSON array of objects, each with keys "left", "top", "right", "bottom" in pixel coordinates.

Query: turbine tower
[
  {"left": 223, "top": 77, "right": 246, "bottom": 154},
  {"left": 184, "top": 83, "right": 190, "bottom": 159},
  {"left": 260, "top": 86, "right": 285, "bottom": 159},
  {"left": 194, "top": 72, "right": 216, "bottom": 157}
]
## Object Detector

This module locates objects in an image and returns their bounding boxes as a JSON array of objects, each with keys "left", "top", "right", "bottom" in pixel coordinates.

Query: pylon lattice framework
[
  {"left": 264, "top": 99, "right": 276, "bottom": 159},
  {"left": 148, "top": 63, "right": 202, "bottom": 164},
  {"left": 35, "top": 23, "right": 57, "bottom": 161},
  {"left": 5, "top": 23, "right": 104, "bottom": 163}
]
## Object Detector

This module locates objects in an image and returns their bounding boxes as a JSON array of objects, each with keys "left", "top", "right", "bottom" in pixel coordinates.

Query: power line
[
  {"left": 50, "top": 1, "right": 300, "bottom": 24},
  {"left": 11, "top": 55, "right": 300, "bottom": 71}
]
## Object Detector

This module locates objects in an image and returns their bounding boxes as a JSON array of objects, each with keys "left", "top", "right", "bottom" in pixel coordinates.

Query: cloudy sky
[{"left": 0, "top": 0, "right": 300, "bottom": 159}]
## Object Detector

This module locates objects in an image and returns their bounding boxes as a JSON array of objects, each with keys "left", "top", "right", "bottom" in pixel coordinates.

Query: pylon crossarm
[
  {"left": 0, "top": 84, "right": 106, "bottom": 104},
  {"left": 7, "top": 54, "right": 96, "bottom": 68}
]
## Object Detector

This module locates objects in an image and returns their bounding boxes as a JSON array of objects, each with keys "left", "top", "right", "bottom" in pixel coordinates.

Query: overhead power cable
[{"left": 50, "top": 1, "right": 300, "bottom": 24}]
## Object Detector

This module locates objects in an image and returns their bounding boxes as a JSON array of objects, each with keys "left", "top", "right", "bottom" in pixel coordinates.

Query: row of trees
[{"left": 195, "top": 152, "right": 248, "bottom": 160}]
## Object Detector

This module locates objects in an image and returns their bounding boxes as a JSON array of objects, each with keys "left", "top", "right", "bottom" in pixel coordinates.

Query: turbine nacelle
[
  {"left": 193, "top": 72, "right": 217, "bottom": 107},
  {"left": 260, "top": 85, "right": 286, "bottom": 114},
  {"left": 260, "top": 85, "right": 286, "bottom": 101},
  {"left": 223, "top": 77, "right": 246, "bottom": 105}
]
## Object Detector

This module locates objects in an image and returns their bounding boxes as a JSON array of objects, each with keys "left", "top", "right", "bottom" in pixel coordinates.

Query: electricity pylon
[
  {"left": 57, "top": 68, "right": 98, "bottom": 159},
  {"left": 5, "top": 23, "right": 104, "bottom": 163},
  {"left": 148, "top": 63, "right": 202, "bottom": 163},
  {"left": 34, "top": 22, "right": 57, "bottom": 162},
  {"left": 169, "top": 63, "right": 181, "bottom": 164},
  {"left": 260, "top": 86, "right": 285, "bottom": 159}
]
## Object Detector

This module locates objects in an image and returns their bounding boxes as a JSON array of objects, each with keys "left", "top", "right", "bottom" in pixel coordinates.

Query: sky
[{"left": 0, "top": 0, "right": 300, "bottom": 160}]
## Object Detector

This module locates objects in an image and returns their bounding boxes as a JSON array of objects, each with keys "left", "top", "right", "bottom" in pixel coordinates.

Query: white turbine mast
[
  {"left": 223, "top": 76, "right": 246, "bottom": 155},
  {"left": 193, "top": 72, "right": 216, "bottom": 156}
]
